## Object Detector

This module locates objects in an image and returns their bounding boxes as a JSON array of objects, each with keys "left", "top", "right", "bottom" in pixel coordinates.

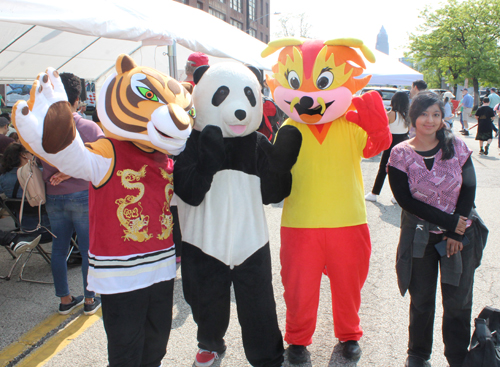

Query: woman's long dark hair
[
  {"left": 409, "top": 91, "right": 455, "bottom": 160},
  {"left": 0, "top": 143, "right": 28, "bottom": 174},
  {"left": 391, "top": 91, "right": 410, "bottom": 128}
]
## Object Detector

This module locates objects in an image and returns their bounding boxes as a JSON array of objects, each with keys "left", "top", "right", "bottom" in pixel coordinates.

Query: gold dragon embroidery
[
  {"left": 115, "top": 165, "right": 153, "bottom": 242},
  {"left": 157, "top": 167, "right": 174, "bottom": 240}
]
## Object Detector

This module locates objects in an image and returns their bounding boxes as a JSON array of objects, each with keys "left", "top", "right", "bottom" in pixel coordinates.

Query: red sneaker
[{"left": 195, "top": 349, "right": 219, "bottom": 367}]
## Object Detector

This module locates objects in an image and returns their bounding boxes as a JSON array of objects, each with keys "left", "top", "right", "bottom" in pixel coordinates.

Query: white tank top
[{"left": 390, "top": 112, "right": 409, "bottom": 134}]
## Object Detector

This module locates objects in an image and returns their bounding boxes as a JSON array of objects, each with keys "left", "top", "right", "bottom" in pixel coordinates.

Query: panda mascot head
[{"left": 192, "top": 62, "right": 263, "bottom": 137}]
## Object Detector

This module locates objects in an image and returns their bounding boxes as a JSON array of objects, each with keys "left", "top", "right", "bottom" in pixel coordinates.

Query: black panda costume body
[{"left": 174, "top": 62, "right": 301, "bottom": 366}]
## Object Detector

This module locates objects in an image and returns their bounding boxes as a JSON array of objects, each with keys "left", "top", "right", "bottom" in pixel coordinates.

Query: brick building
[{"left": 175, "top": 0, "right": 270, "bottom": 44}]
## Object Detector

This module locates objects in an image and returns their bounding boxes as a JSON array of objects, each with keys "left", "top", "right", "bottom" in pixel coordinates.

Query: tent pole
[{"left": 168, "top": 41, "right": 177, "bottom": 80}]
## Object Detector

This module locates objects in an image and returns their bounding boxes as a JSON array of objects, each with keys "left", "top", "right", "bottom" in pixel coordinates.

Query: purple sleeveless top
[{"left": 388, "top": 137, "right": 472, "bottom": 214}]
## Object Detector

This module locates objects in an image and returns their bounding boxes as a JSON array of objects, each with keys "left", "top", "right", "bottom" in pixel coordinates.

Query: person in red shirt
[{"left": 184, "top": 52, "right": 209, "bottom": 86}]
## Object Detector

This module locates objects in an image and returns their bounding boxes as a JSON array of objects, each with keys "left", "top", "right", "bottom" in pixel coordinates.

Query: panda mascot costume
[{"left": 174, "top": 62, "right": 302, "bottom": 367}]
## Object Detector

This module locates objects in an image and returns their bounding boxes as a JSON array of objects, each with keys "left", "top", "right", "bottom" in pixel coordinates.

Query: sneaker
[
  {"left": 287, "top": 345, "right": 310, "bottom": 365},
  {"left": 195, "top": 349, "right": 220, "bottom": 367},
  {"left": 390, "top": 197, "right": 398, "bottom": 205},
  {"left": 340, "top": 340, "right": 362, "bottom": 362},
  {"left": 364, "top": 192, "right": 378, "bottom": 202},
  {"left": 461, "top": 130, "right": 470, "bottom": 136},
  {"left": 12, "top": 235, "right": 41, "bottom": 255},
  {"left": 485, "top": 144, "right": 490, "bottom": 155},
  {"left": 84, "top": 297, "right": 102, "bottom": 316},
  {"left": 479, "top": 149, "right": 485, "bottom": 155},
  {"left": 58, "top": 295, "right": 84, "bottom": 315},
  {"left": 404, "top": 355, "right": 431, "bottom": 367}
]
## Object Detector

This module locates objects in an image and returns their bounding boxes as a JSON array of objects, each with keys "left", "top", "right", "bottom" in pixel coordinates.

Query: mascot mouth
[
  {"left": 228, "top": 125, "right": 246, "bottom": 135},
  {"left": 155, "top": 127, "right": 172, "bottom": 139},
  {"left": 286, "top": 99, "right": 334, "bottom": 116}
]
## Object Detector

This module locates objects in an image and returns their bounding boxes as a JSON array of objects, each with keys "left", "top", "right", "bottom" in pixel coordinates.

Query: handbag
[
  {"left": 16, "top": 156, "right": 48, "bottom": 233},
  {"left": 462, "top": 306, "right": 500, "bottom": 367}
]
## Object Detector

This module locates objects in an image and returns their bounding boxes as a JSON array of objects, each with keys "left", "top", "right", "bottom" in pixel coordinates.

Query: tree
[
  {"left": 274, "top": 13, "right": 312, "bottom": 39},
  {"left": 407, "top": 0, "right": 500, "bottom": 106}
]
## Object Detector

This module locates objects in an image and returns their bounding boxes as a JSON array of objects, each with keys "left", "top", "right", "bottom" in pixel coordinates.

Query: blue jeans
[{"left": 46, "top": 191, "right": 94, "bottom": 299}]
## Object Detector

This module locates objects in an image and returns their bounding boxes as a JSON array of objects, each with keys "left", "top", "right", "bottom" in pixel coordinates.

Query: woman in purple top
[{"left": 387, "top": 92, "right": 479, "bottom": 367}]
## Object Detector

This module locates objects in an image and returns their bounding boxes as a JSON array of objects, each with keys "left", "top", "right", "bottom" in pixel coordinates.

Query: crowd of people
[{"left": 0, "top": 57, "right": 492, "bottom": 367}]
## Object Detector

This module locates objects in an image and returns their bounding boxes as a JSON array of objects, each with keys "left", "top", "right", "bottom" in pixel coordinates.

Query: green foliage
[{"left": 407, "top": 0, "right": 500, "bottom": 104}]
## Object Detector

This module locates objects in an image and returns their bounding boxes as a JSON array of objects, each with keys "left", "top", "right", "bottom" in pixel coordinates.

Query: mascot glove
[
  {"left": 345, "top": 91, "right": 390, "bottom": 137},
  {"left": 197, "top": 125, "right": 226, "bottom": 176},
  {"left": 262, "top": 125, "right": 302, "bottom": 173},
  {"left": 13, "top": 68, "right": 68, "bottom": 157}
]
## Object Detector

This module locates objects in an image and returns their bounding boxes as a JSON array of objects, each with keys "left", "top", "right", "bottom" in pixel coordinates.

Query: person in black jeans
[
  {"left": 365, "top": 91, "right": 410, "bottom": 203},
  {"left": 387, "top": 92, "right": 480, "bottom": 367}
]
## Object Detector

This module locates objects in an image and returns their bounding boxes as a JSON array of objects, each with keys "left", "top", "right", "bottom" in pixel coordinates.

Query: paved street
[{"left": 1, "top": 120, "right": 499, "bottom": 367}]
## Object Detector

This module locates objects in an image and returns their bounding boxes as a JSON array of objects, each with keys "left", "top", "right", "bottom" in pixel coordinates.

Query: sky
[{"left": 268, "top": 0, "right": 447, "bottom": 59}]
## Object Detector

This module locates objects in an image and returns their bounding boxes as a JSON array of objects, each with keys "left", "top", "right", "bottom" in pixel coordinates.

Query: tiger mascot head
[{"left": 97, "top": 54, "right": 195, "bottom": 155}]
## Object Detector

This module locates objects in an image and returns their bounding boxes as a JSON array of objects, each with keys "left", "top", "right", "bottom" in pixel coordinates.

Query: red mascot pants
[{"left": 280, "top": 225, "right": 371, "bottom": 346}]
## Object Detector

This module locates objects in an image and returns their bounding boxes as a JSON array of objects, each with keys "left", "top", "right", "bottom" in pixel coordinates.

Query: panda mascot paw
[
  {"left": 197, "top": 125, "right": 225, "bottom": 176},
  {"left": 266, "top": 125, "right": 302, "bottom": 173}
]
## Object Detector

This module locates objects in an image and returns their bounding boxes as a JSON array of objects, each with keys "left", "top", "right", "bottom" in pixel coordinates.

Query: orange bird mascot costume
[{"left": 262, "top": 38, "right": 392, "bottom": 364}]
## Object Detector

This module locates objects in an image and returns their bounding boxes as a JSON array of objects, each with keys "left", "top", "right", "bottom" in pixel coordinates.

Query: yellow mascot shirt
[{"left": 281, "top": 116, "right": 368, "bottom": 229}]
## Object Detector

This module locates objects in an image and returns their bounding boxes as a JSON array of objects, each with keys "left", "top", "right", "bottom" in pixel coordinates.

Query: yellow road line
[{"left": 0, "top": 309, "right": 102, "bottom": 367}]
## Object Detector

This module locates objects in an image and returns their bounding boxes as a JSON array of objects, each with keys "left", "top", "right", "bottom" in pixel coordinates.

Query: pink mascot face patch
[{"left": 273, "top": 86, "right": 353, "bottom": 125}]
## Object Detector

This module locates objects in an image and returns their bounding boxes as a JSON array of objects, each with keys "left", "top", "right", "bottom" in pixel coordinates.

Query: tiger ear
[{"left": 116, "top": 54, "right": 138, "bottom": 74}]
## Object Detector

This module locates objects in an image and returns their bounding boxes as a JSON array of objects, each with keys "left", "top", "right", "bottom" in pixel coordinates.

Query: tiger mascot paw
[{"left": 13, "top": 67, "right": 75, "bottom": 156}]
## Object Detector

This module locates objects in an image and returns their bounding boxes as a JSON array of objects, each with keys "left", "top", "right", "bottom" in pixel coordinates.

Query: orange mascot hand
[{"left": 346, "top": 91, "right": 392, "bottom": 158}]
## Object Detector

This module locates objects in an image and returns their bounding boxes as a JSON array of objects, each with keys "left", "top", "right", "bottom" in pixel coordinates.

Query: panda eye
[
  {"left": 212, "top": 86, "right": 229, "bottom": 106},
  {"left": 286, "top": 70, "right": 301, "bottom": 90},
  {"left": 316, "top": 69, "right": 334, "bottom": 90},
  {"left": 244, "top": 87, "right": 256, "bottom": 107},
  {"left": 137, "top": 86, "right": 159, "bottom": 102}
]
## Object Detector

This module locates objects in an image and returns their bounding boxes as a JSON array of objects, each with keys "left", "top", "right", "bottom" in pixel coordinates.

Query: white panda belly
[{"left": 177, "top": 170, "right": 269, "bottom": 268}]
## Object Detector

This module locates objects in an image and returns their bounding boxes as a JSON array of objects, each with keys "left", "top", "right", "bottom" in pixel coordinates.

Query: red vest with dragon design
[{"left": 89, "top": 138, "right": 174, "bottom": 257}]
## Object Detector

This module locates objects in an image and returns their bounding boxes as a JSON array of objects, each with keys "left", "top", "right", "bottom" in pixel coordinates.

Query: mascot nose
[
  {"left": 235, "top": 109, "right": 246, "bottom": 121},
  {"left": 299, "top": 96, "right": 314, "bottom": 109}
]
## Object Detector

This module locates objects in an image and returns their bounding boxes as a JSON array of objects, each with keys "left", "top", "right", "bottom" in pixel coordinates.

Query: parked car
[
  {"left": 358, "top": 87, "right": 409, "bottom": 111},
  {"left": 429, "top": 89, "right": 448, "bottom": 96}
]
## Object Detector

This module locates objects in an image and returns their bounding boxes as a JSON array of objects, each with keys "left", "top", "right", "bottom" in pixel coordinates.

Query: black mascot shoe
[
  {"left": 286, "top": 345, "right": 309, "bottom": 365},
  {"left": 404, "top": 355, "right": 431, "bottom": 367},
  {"left": 340, "top": 340, "right": 362, "bottom": 361}
]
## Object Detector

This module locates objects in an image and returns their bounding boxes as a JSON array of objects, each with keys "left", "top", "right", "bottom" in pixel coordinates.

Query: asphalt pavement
[{"left": 0, "top": 119, "right": 499, "bottom": 367}]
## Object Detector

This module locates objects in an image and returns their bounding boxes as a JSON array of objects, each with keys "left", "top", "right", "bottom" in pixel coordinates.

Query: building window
[
  {"left": 249, "top": 0, "right": 256, "bottom": 20},
  {"left": 248, "top": 28, "right": 256, "bottom": 37},
  {"left": 266, "top": 34, "right": 268, "bottom": 44},
  {"left": 230, "top": 0, "right": 242, "bottom": 12},
  {"left": 197, "top": 1, "right": 203, "bottom": 9},
  {"left": 266, "top": 3, "right": 269, "bottom": 27},
  {"left": 230, "top": 18, "right": 243, "bottom": 30},
  {"left": 209, "top": 7, "right": 226, "bottom": 21},
  {"left": 260, "top": 0, "right": 263, "bottom": 24},
  {"left": 218, "top": 0, "right": 225, "bottom": 3}
]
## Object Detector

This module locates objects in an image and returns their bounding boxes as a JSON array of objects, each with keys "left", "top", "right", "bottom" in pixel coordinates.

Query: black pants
[
  {"left": 372, "top": 133, "right": 408, "bottom": 195},
  {"left": 171, "top": 205, "right": 182, "bottom": 257},
  {"left": 101, "top": 280, "right": 174, "bottom": 367},
  {"left": 408, "top": 232, "right": 476, "bottom": 367},
  {"left": 181, "top": 242, "right": 284, "bottom": 367}
]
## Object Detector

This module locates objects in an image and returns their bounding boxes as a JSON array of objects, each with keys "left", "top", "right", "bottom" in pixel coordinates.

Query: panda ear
[
  {"left": 193, "top": 65, "right": 210, "bottom": 85},
  {"left": 246, "top": 65, "right": 262, "bottom": 85}
]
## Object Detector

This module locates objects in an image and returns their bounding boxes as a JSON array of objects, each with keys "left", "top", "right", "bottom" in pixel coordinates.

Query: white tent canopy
[
  {"left": 0, "top": 0, "right": 422, "bottom": 92},
  {"left": 360, "top": 49, "right": 423, "bottom": 86},
  {"left": 0, "top": 0, "right": 272, "bottom": 87}
]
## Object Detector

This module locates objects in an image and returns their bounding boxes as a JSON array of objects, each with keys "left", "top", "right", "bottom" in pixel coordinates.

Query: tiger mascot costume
[{"left": 13, "top": 54, "right": 194, "bottom": 367}]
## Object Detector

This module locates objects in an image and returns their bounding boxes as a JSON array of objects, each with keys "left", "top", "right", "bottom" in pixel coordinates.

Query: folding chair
[{"left": 0, "top": 197, "right": 78, "bottom": 283}]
